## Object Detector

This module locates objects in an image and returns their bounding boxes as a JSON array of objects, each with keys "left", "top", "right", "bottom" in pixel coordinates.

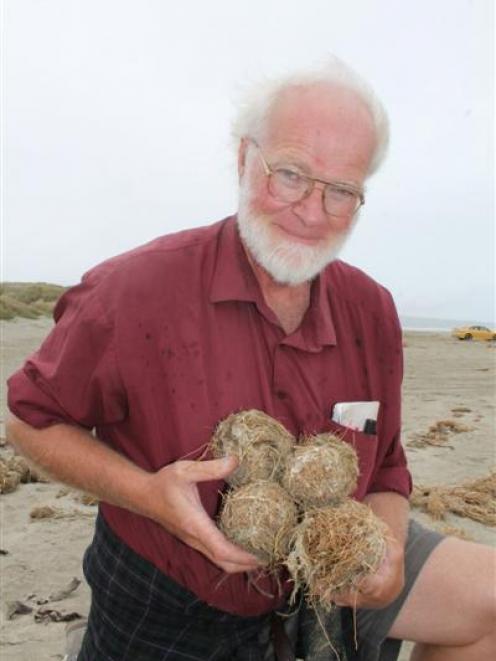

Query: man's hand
[
  {"left": 330, "top": 534, "right": 405, "bottom": 609},
  {"left": 7, "top": 417, "right": 261, "bottom": 575},
  {"left": 146, "top": 456, "right": 262, "bottom": 574}
]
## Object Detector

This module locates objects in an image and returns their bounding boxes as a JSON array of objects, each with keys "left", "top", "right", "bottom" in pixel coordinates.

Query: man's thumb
[{"left": 191, "top": 456, "right": 238, "bottom": 482}]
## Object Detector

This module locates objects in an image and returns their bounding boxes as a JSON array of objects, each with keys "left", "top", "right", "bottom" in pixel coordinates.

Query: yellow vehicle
[{"left": 452, "top": 325, "right": 496, "bottom": 341}]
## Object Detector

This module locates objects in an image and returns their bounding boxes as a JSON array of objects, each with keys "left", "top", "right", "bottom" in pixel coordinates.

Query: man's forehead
[
  {"left": 266, "top": 83, "right": 374, "bottom": 137},
  {"left": 261, "top": 83, "right": 377, "bottom": 175}
]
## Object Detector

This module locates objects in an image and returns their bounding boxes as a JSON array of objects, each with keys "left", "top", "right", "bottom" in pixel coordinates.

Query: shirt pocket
[{"left": 323, "top": 418, "right": 379, "bottom": 501}]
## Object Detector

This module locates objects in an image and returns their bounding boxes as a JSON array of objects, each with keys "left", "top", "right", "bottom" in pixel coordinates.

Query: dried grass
[
  {"left": 286, "top": 500, "right": 387, "bottom": 608},
  {"left": 211, "top": 410, "right": 295, "bottom": 486},
  {"left": 219, "top": 481, "right": 298, "bottom": 566},
  {"left": 407, "top": 419, "right": 471, "bottom": 448},
  {"left": 433, "top": 524, "right": 473, "bottom": 541},
  {"left": 30, "top": 505, "right": 95, "bottom": 521},
  {"left": 0, "top": 455, "right": 49, "bottom": 493},
  {"left": 0, "top": 460, "right": 21, "bottom": 494},
  {"left": 410, "top": 471, "right": 496, "bottom": 526},
  {"left": 282, "top": 434, "right": 358, "bottom": 507}
]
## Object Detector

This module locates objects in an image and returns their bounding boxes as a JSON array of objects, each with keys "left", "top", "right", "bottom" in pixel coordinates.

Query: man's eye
[
  {"left": 276, "top": 168, "right": 302, "bottom": 186},
  {"left": 327, "top": 186, "right": 355, "bottom": 200}
]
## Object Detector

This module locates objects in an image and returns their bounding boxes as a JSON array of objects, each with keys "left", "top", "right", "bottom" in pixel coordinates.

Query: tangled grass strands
[
  {"left": 218, "top": 481, "right": 298, "bottom": 566},
  {"left": 411, "top": 470, "right": 496, "bottom": 526},
  {"left": 286, "top": 501, "right": 387, "bottom": 609},
  {"left": 283, "top": 433, "right": 358, "bottom": 507},
  {"left": 211, "top": 410, "right": 295, "bottom": 486},
  {"left": 0, "top": 455, "right": 49, "bottom": 493},
  {"left": 313, "top": 604, "right": 343, "bottom": 661}
]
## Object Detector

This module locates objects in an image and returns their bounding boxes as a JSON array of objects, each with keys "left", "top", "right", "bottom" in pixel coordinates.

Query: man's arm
[{"left": 6, "top": 415, "right": 261, "bottom": 574}]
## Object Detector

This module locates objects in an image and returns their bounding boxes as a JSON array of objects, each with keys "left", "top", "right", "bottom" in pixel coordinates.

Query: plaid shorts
[
  {"left": 78, "top": 514, "right": 442, "bottom": 660},
  {"left": 78, "top": 513, "right": 281, "bottom": 660}
]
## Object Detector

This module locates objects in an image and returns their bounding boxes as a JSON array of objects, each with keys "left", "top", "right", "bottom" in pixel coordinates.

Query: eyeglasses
[{"left": 251, "top": 140, "right": 365, "bottom": 218}]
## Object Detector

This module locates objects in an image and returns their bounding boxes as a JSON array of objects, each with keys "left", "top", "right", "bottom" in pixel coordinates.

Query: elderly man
[{"left": 7, "top": 59, "right": 495, "bottom": 661}]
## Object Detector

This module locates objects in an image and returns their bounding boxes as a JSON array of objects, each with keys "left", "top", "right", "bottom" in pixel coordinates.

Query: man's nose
[{"left": 292, "top": 182, "right": 328, "bottom": 225}]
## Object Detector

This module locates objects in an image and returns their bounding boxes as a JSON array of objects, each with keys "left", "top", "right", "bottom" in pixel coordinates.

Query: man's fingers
[{"left": 183, "top": 456, "right": 238, "bottom": 483}]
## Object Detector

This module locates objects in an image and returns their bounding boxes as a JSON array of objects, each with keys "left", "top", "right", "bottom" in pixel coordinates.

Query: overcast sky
[{"left": 2, "top": 0, "right": 494, "bottom": 323}]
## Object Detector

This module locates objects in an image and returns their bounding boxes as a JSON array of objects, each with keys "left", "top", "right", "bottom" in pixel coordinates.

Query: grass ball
[
  {"left": 282, "top": 434, "right": 359, "bottom": 507},
  {"left": 286, "top": 500, "right": 388, "bottom": 606},
  {"left": 219, "top": 481, "right": 298, "bottom": 566},
  {"left": 211, "top": 409, "right": 295, "bottom": 486}
]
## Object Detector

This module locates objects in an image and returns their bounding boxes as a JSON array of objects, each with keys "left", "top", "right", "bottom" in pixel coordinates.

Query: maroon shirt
[{"left": 7, "top": 216, "right": 411, "bottom": 616}]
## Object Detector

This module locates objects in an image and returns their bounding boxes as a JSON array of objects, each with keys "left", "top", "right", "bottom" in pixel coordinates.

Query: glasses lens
[
  {"left": 270, "top": 168, "right": 309, "bottom": 202},
  {"left": 324, "top": 186, "right": 361, "bottom": 216}
]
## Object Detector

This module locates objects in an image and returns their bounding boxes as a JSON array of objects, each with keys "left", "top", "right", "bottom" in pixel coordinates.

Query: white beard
[{"left": 237, "top": 186, "right": 352, "bottom": 286}]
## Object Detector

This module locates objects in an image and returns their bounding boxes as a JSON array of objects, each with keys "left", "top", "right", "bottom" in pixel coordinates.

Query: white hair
[{"left": 231, "top": 57, "right": 390, "bottom": 175}]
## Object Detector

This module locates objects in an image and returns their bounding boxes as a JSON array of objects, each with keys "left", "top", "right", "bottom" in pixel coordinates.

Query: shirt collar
[{"left": 209, "top": 216, "right": 337, "bottom": 350}]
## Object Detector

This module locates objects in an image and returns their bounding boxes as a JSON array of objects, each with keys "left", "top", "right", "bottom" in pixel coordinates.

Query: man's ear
[{"left": 237, "top": 138, "right": 249, "bottom": 181}]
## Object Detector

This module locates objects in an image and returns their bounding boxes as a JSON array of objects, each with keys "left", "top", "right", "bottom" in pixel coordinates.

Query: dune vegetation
[{"left": 0, "top": 283, "right": 67, "bottom": 320}]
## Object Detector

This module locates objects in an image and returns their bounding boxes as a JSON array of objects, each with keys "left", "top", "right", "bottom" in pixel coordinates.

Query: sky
[{"left": 2, "top": 0, "right": 494, "bottom": 323}]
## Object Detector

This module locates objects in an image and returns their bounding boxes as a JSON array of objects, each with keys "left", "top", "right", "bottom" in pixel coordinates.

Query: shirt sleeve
[
  {"left": 367, "top": 429, "right": 412, "bottom": 497},
  {"left": 7, "top": 280, "right": 128, "bottom": 430},
  {"left": 366, "top": 292, "right": 412, "bottom": 499}
]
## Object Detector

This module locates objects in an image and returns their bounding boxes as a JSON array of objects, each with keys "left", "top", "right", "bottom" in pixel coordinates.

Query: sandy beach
[{"left": 1, "top": 317, "right": 495, "bottom": 660}]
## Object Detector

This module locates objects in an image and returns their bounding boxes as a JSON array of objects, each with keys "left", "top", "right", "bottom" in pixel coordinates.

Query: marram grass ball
[
  {"left": 286, "top": 500, "right": 388, "bottom": 607},
  {"left": 211, "top": 409, "right": 295, "bottom": 487},
  {"left": 219, "top": 481, "right": 298, "bottom": 566},
  {"left": 282, "top": 433, "right": 359, "bottom": 507}
]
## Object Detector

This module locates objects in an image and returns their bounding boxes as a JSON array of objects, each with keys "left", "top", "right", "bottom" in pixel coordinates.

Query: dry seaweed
[
  {"left": 433, "top": 524, "right": 474, "bottom": 541},
  {"left": 30, "top": 505, "right": 95, "bottom": 521},
  {"left": 283, "top": 433, "right": 358, "bottom": 508},
  {"left": 286, "top": 500, "right": 387, "bottom": 609},
  {"left": 0, "top": 461, "right": 21, "bottom": 494},
  {"left": 0, "top": 455, "right": 48, "bottom": 494},
  {"left": 211, "top": 410, "right": 295, "bottom": 486},
  {"left": 219, "top": 480, "right": 298, "bottom": 566},
  {"left": 407, "top": 419, "right": 472, "bottom": 449},
  {"left": 411, "top": 471, "right": 496, "bottom": 526}
]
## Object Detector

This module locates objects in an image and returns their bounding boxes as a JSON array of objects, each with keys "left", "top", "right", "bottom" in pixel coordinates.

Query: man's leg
[{"left": 389, "top": 536, "right": 496, "bottom": 660}]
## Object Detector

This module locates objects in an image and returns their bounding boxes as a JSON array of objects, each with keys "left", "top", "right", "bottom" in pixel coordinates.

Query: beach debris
[
  {"left": 56, "top": 488, "right": 98, "bottom": 506},
  {"left": 0, "top": 462, "right": 21, "bottom": 493},
  {"left": 286, "top": 500, "right": 388, "bottom": 608},
  {"left": 450, "top": 406, "right": 471, "bottom": 414},
  {"left": 49, "top": 577, "right": 81, "bottom": 602},
  {"left": 407, "top": 419, "right": 472, "bottom": 449},
  {"left": 8, "top": 454, "right": 49, "bottom": 482},
  {"left": 433, "top": 524, "right": 474, "bottom": 541},
  {"left": 6, "top": 601, "right": 33, "bottom": 620},
  {"left": 29, "top": 505, "right": 95, "bottom": 521},
  {"left": 30, "top": 505, "right": 59, "bottom": 519},
  {"left": 411, "top": 471, "right": 496, "bottom": 526},
  {"left": 0, "top": 455, "right": 49, "bottom": 494},
  {"left": 282, "top": 433, "right": 358, "bottom": 508},
  {"left": 56, "top": 487, "right": 72, "bottom": 498},
  {"left": 77, "top": 493, "right": 99, "bottom": 506},
  {"left": 219, "top": 480, "right": 298, "bottom": 565},
  {"left": 211, "top": 409, "right": 295, "bottom": 486},
  {"left": 34, "top": 607, "right": 83, "bottom": 624},
  {"left": 0, "top": 548, "right": 9, "bottom": 555}
]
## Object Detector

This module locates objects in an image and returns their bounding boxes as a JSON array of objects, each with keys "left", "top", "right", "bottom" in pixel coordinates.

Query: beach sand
[{"left": 1, "top": 318, "right": 494, "bottom": 660}]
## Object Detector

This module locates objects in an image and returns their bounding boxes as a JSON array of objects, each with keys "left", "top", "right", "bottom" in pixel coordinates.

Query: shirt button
[{"left": 276, "top": 390, "right": 287, "bottom": 400}]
